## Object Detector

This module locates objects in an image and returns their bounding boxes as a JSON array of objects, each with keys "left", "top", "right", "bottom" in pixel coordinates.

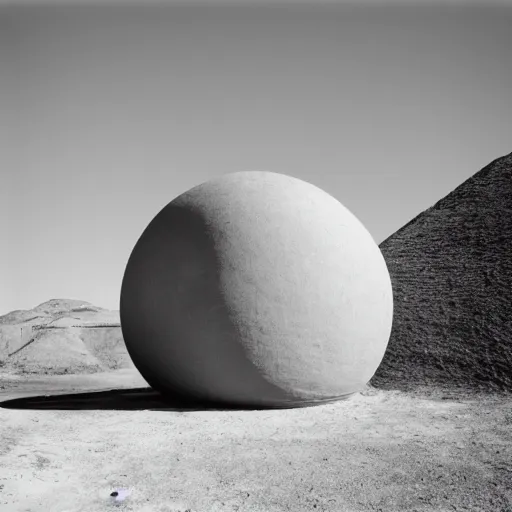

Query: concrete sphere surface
[{"left": 120, "top": 172, "right": 393, "bottom": 408}]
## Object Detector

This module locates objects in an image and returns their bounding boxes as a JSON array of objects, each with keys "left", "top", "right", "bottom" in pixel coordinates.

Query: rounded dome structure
[{"left": 120, "top": 171, "right": 393, "bottom": 408}]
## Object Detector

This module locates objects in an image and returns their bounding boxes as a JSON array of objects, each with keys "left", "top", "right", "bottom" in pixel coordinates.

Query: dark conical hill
[{"left": 373, "top": 152, "right": 512, "bottom": 391}]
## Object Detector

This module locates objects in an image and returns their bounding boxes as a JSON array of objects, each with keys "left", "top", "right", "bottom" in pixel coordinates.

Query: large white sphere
[{"left": 120, "top": 171, "right": 393, "bottom": 407}]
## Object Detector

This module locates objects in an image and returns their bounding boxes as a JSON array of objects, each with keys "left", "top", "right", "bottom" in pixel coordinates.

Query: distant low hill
[
  {"left": 0, "top": 299, "right": 134, "bottom": 375},
  {"left": 373, "top": 152, "right": 512, "bottom": 391}
]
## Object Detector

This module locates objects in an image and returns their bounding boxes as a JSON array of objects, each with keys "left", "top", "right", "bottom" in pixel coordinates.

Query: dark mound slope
[{"left": 373, "top": 152, "right": 512, "bottom": 391}]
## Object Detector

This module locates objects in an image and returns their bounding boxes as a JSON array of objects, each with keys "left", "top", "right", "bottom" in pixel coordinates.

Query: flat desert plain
[{"left": 0, "top": 368, "right": 511, "bottom": 512}]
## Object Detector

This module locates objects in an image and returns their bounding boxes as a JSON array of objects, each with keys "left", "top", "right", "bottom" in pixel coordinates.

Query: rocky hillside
[
  {"left": 0, "top": 299, "right": 134, "bottom": 375},
  {"left": 373, "top": 152, "right": 512, "bottom": 391}
]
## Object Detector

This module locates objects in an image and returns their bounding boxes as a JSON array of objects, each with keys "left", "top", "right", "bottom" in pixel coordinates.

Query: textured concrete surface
[
  {"left": 121, "top": 171, "right": 393, "bottom": 407},
  {"left": 373, "top": 152, "right": 512, "bottom": 391}
]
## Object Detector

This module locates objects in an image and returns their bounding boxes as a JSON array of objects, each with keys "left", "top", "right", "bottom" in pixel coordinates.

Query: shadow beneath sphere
[{"left": 0, "top": 387, "right": 348, "bottom": 411}]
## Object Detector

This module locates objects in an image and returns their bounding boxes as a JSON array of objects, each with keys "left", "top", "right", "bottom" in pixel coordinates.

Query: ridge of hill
[{"left": 1, "top": 299, "right": 106, "bottom": 325}]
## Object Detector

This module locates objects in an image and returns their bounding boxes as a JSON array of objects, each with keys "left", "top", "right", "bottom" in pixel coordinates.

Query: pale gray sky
[{"left": 2, "top": 2, "right": 512, "bottom": 314}]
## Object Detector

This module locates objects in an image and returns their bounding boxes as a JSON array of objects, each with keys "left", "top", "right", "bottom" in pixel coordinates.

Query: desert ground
[{"left": 1, "top": 368, "right": 511, "bottom": 512}]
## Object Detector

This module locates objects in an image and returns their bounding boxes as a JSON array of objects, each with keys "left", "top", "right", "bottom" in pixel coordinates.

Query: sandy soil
[{"left": 0, "top": 369, "right": 511, "bottom": 512}]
